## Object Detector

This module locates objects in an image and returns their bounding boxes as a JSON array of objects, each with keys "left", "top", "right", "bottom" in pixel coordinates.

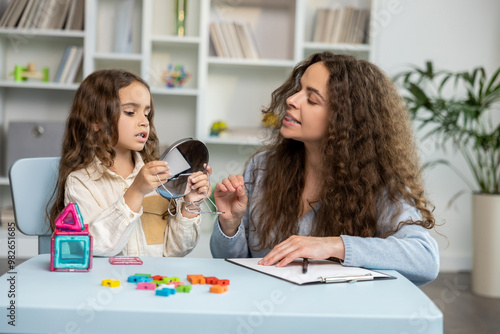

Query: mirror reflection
[{"left": 156, "top": 138, "right": 209, "bottom": 199}]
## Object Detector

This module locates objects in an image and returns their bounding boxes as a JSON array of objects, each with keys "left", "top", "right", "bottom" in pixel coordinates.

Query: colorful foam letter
[
  {"left": 210, "top": 285, "right": 228, "bottom": 294},
  {"left": 102, "top": 279, "right": 121, "bottom": 287},
  {"left": 176, "top": 285, "right": 192, "bottom": 293},
  {"left": 187, "top": 275, "right": 206, "bottom": 285},
  {"left": 137, "top": 282, "right": 156, "bottom": 290}
]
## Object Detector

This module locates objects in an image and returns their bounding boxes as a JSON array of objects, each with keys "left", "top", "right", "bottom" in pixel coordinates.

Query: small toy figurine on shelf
[
  {"left": 10, "top": 62, "right": 49, "bottom": 82},
  {"left": 162, "top": 64, "right": 191, "bottom": 88},
  {"left": 210, "top": 121, "right": 228, "bottom": 137},
  {"left": 261, "top": 113, "right": 279, "bottom": 128},
  {"left": 50, "top": 202, "right": 93, "bottom": 272}
]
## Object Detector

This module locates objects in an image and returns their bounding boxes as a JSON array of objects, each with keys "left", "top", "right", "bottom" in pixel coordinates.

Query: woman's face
[
  {"left": 114, "top": 81, "right": 152, "bottom": 155},
  {"left": 280, "top": 62, "right": 330, "bottom": 147}
]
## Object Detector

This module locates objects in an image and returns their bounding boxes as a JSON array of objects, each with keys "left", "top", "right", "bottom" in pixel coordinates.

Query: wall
[{"left": 372, "top": 0, "right": 500, "bottom": 271}]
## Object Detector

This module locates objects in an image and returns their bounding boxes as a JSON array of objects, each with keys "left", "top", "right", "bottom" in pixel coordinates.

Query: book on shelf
[
  {"left": 3, "top": 0, "right": 29, "bottom": 28},
  {"left": 0, "top": 0, "right": 84, "bottom": 30},
  {"left": 65, "top": 0, "right": 84, "bottom": 30},
  {"left": 114, "top": 0, "right": 134, "bottom": 53},
  {"left": 54, "top": 46, "right": 72, "bottom": 82},
  {"left": 221, "top": 21, "right": 243, "bottom": 58},
  {"left": 64, "top": 46, "right": 83, "bottom": 83},
  {"left": 0, "top": 0, "right": 16, "bottom": 27},
  {"left": 55, "top": 45, "right": 83, "bottom": 83},
  {"left": 16, "top": 0, "right": 35, "bottom": 28},
  {"left": 209, "top": 22, "right": 227, "bottom": 58},
  {"left": 312, "top": 7, "right": 370, "bottom": 44},
  {"left": 209, "top": 21, "right": 259, "bottom": 59},
  {"left": 47, "top": 0, "right": 72, "bottom": 30},
  {"left": 236, "top": 22, "right": 259, "bottom": 60}
]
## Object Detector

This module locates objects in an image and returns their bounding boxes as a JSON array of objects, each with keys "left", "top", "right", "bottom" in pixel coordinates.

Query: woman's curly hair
[{"left": 250, "top": 52, "right": 435, "bottom": 250}]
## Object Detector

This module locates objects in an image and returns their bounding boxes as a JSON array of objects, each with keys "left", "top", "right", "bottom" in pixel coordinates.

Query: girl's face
[
  {"left": 114, "top": 81, "right": 152, "bottom": 155},
  {"left": 280, "top": 62, "right": 330, "bottom": 147}
]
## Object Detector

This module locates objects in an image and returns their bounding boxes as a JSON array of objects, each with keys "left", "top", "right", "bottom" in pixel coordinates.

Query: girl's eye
[
  {"left": 145, "top": 113, "right": 151, "bottom": 119},
  {"left": 307, "top": 98, "right": 317, "bottom": 105},
  {"left": 124, "top": 111, "right": 134, "bottom": 117}
]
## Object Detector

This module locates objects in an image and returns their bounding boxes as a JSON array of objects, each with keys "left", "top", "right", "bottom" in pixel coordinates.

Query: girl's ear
[{"left": 93, "top": 123, "right": 100, "bottom": 132}]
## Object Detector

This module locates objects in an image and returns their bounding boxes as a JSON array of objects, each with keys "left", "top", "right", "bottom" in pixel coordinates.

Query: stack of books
[
  {"left": 312, "top": 7, "right": 370, "bottom": 44},
  {"left": 0, "top": 0, "right": 84, "bottom": 30},
  {"left": 209, "top": 21, "right": 259, "bottom": 59},
  {"left": 54, "top": 45, "right": 84, "bottom": 83}
]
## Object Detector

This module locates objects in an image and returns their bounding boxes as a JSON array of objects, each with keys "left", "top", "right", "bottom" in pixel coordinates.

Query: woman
[{"left": 210, "top": 52, "right": 439, "bottom": 285}]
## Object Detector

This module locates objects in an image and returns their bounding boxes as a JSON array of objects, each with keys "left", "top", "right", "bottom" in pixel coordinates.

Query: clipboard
[{"left": 226, "top": 258, "right": 396, "bottom": 285}]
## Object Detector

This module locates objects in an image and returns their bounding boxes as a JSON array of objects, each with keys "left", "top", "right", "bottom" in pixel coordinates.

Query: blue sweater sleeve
[
  {"left": 210, "top": 217, "right": 250, "bottom": 258},
  {"left": 341, "top": 202, "right": 440, "bottom": 286}
]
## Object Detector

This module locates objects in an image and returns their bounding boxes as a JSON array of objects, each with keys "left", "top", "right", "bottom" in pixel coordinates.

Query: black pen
[{"left": 302, "top": 258, "right": 309, "bottom": 274}]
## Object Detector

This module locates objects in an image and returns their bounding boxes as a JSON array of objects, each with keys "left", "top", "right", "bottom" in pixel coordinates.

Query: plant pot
[{"left": 472, "top": 193, "right": 500, "bottom": 298}]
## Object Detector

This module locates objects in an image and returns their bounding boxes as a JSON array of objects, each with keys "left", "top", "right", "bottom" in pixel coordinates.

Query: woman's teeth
[{"left": 286, "top": 115, "right": 300, "bottom": 124}]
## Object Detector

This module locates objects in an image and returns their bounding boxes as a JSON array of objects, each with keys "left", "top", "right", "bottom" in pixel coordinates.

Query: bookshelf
[{"left": 0, "top": 0, "right": 375, "bottom": 200}]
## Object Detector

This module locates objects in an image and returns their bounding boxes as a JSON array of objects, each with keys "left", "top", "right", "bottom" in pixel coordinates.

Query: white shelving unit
[{"left": 0, "top": 0, "right": 375, "bottom": 196}]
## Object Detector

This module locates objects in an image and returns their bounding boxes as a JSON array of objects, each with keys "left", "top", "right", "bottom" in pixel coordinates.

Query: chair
[{"left": 9, "top": 157, "right": 60, "bottom": 254}]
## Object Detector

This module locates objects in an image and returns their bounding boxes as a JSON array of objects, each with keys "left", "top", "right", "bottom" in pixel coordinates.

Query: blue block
[
  {"left": 53, "top": 235, "right": 90, "bottom": 269},
  {"left": 156, "top": 288, "right": 176, "bottom": 297},
  {"left": 127, "top": 275, "right": 153, "bottom": 283}
]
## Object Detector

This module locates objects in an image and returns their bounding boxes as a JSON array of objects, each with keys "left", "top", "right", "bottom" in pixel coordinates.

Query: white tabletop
[{"left": 0, "top": 255, "right": 442, "bottom": 334}]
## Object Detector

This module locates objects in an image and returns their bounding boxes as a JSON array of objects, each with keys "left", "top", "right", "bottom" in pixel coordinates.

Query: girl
[
  {"left": 49, "top": 69, "right": 211, "bottom": 257},
  {"left": 210, "top": 52, "right": 440, "bottom": 285}
]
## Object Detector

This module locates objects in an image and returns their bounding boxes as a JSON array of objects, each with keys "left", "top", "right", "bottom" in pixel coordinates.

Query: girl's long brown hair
[
  {"left": 250, "top": 52, "right": 435, "bottom": 250},
  {"left": 48, "top": 70, "right": 159, "bottom": 230}
]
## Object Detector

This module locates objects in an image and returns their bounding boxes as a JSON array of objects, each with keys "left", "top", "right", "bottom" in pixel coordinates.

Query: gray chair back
[{"left": 9, "top": 157, "right": 60, "bottom": 254}]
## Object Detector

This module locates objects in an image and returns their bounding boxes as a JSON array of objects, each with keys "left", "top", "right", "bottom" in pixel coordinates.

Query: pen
[{"left": 302, "top": 258, "right": 309, "bottom": 274}]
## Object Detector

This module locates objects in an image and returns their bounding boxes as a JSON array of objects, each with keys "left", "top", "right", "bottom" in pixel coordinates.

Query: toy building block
[
  {"left": 205, "top": 276, "right": 219, "bottom": 285},
  {"left": 156, "top": 288, "right": 176, "bottom": 297},
  {"left": 166, "top": 276, "right": 181, "bottom": 282},
  {"left": 134, "top": 273, "right": 151, "bottom": 277},
  {"left": 54, "top": 202, "right": 84, "bottom": 231},
  {"left": 151, "top": 280, "right": 165, "bottom": 287},
  {"left": 176, "top": 285, "right": 192, "bottom": 293},
  {"left": 127, "top": 275, "right": 153, "bottom": 283},
  {"left": 50, "top": 229, "right": 93, "bottom": 272},
  {"left": 137, "top": 282, "right": 156, "bottom": 290},
  {"left": 187, "top": 274, "right": 206, "bottom": 285},
  {"left": 168, "top": 281, "right": 184, "bottom": 288},
  {"left": 102, "top": 279, "right": 121, "bottom": 287},
  {"left": 157, "top": 283, "right": 173, "bottom": 290},
  {"left": 11, "top": 63, "right": 49, "bottom": 82},
  {"left": 150, "top": 275, "right": 164, "bottom": 281},
  {"left": 218, "top": 279, "right": 230, "bottom": 286},
  {"left": 210, "top": 285, "right": 228, "bottom": 294}
]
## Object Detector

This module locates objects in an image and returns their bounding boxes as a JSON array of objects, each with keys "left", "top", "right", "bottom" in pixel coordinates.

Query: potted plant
[{"left": 395, "top": 61, "right": 500, "bottom": 298}]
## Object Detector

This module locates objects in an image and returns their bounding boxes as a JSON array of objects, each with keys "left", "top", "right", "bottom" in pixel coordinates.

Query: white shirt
[{"left": 64, "top": 152, "right": 201, "bottom": 257}]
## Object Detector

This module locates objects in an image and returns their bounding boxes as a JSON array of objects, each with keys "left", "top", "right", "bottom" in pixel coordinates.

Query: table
[{"left": 0, "top": 255, "right": 442, "bottom": 333}]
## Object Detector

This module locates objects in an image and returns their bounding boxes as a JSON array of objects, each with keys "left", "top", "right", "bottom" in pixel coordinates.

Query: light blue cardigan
[{"left": 210, "top": 152, "right": 440, "bottom": 286}]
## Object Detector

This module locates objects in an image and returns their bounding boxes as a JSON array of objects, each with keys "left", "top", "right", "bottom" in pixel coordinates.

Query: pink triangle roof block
[{"left": 54, "top": 202, "right": 84, "bottom": 231}]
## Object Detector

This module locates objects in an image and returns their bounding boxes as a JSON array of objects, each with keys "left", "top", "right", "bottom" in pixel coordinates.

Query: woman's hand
[
  {"left": 258, "top": 236, "right": 346, "bottom": 267},
  {"left": 214, "top": 174, "right": 248, "bottom": 237},
  {"left": 125, "top": 161, "right": 171, "bottom": 212}
]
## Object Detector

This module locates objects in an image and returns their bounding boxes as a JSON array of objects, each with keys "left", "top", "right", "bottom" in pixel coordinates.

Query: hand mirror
[{"left": 156, "top": 137, "right": 209, "bottom": 199}]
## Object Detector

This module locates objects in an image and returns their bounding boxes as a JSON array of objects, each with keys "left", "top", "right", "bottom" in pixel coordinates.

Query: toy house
[{"left": 50, "top": 202, "right": 93, "bottom": 272}]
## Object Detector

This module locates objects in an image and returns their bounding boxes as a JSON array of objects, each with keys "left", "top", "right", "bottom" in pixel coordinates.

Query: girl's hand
[
  {"left": 214, "top": 174, "right": 248, "bottom": 237},
  {"left": 124, "top": 161, "right": 171, "bottom": 213},
  {"left": 184, "top": 164, "right": 212, "bottom": 203},
  {"left": 132, "top": 161, "right": 171, "bottom": 196},
  {"left": 258, "top": 236, "right": 346, "bottom": 267}
]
